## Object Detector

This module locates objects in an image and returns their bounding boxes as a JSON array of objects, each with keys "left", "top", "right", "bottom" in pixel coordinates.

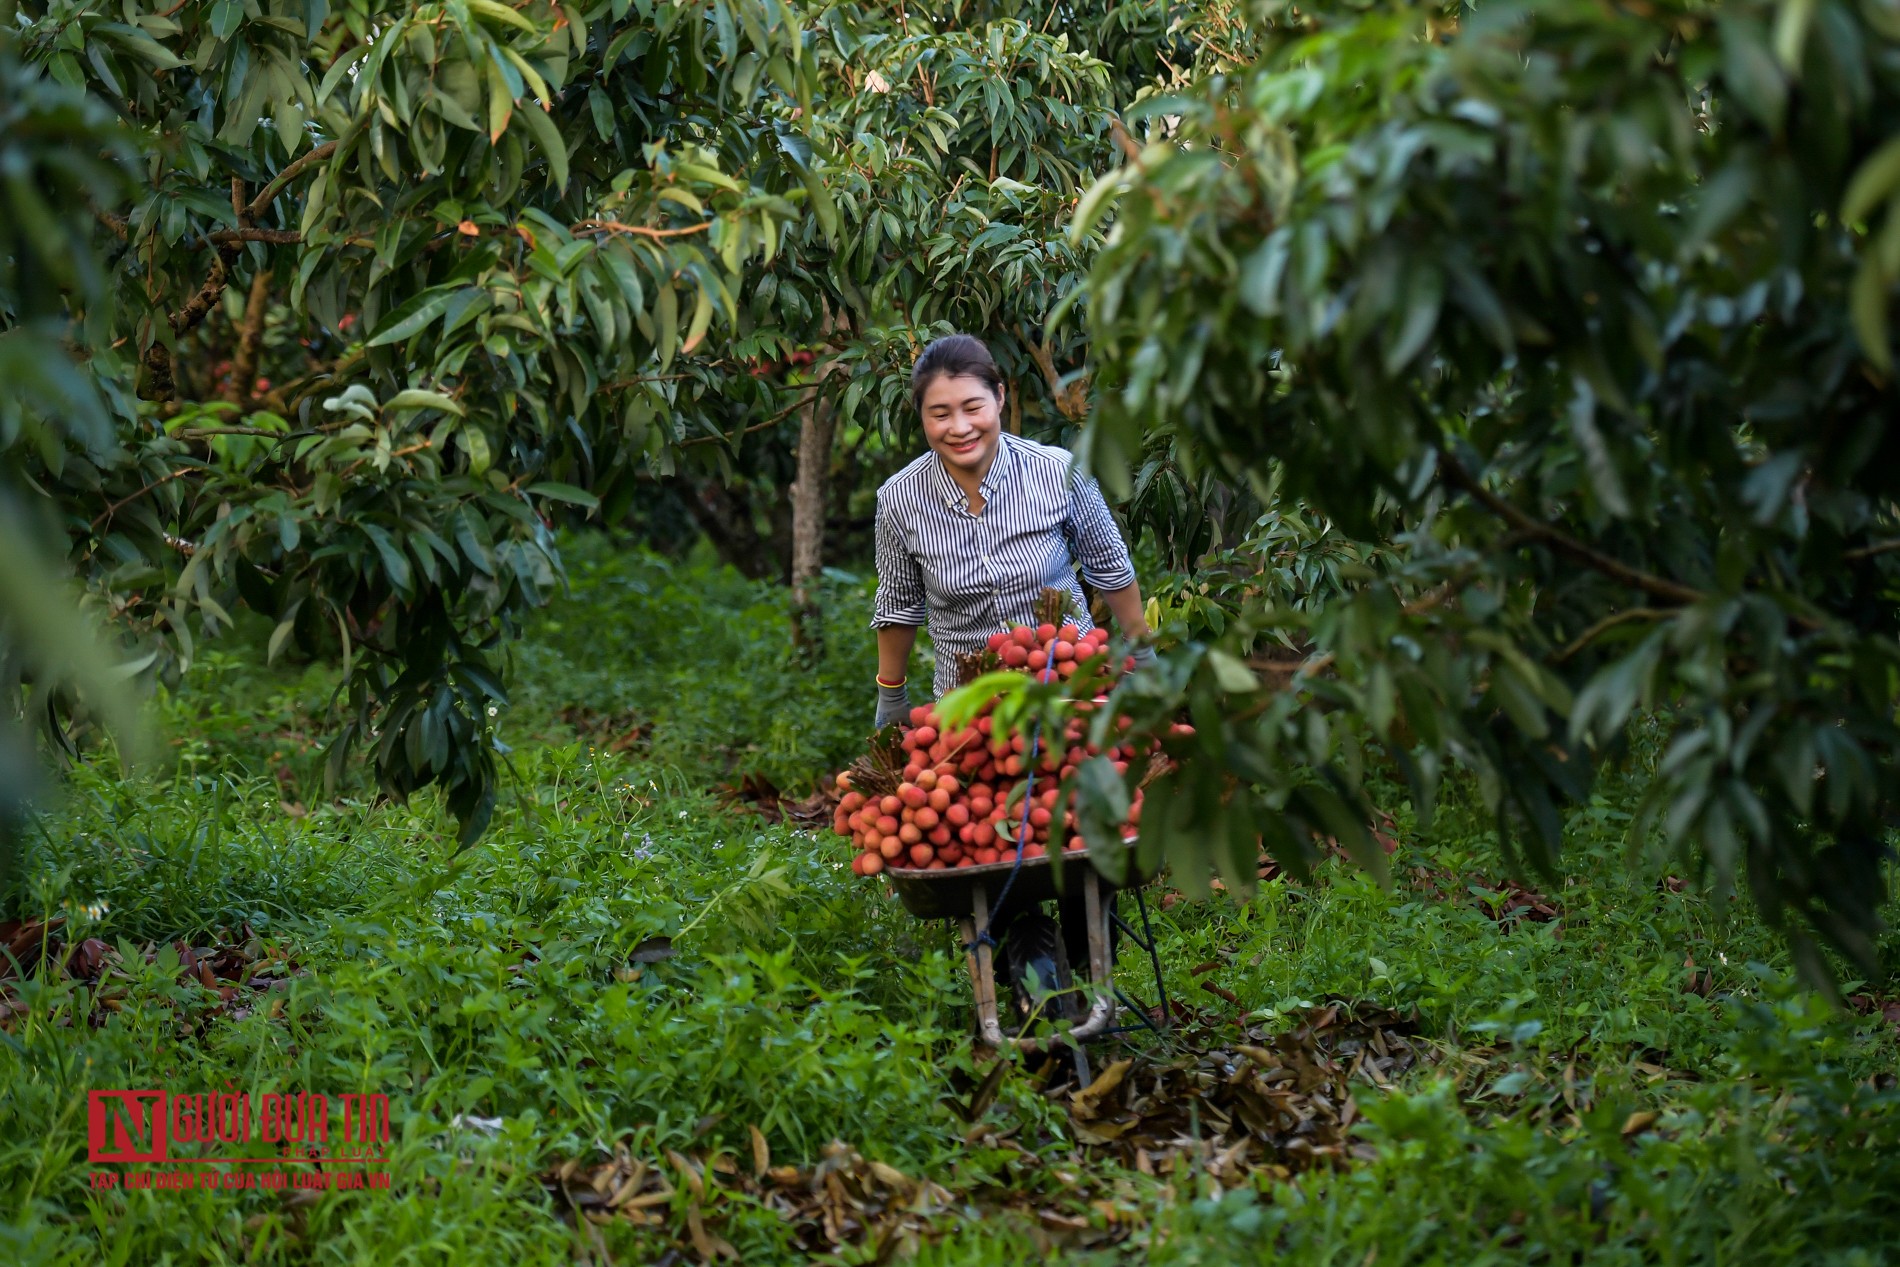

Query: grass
[{"left": 2, "top": 536, "right": 1896, "bottom": 1264}]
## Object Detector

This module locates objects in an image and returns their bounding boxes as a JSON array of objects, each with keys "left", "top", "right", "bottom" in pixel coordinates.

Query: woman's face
[{"left": 919, "top": 373, "right": 1004, "bottom": 478}]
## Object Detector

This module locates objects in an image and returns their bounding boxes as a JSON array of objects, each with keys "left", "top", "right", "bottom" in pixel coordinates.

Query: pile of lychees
[{"left": 831, "top": 622, "right": 1149, "bottom": 875}]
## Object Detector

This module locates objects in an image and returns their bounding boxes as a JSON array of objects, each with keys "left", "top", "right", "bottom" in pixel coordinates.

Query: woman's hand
[
  {"left": 873, "top": 626, "right": 919, "bottom": 730},
  {"left": 874, "top": 679, "right": 911, "bottom": 730},
  {"left": 1101, "top": 582, "right": 1154, "bottom": 663}
]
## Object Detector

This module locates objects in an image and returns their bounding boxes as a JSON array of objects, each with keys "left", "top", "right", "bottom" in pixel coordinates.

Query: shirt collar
[{"left": 932, "top": 433, "right": 1013, "bottom": 511}]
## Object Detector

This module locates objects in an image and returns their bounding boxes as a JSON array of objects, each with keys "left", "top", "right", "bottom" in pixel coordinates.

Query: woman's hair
[{"left": 911, "top": 333, "right": 1003, "bottom": 411}]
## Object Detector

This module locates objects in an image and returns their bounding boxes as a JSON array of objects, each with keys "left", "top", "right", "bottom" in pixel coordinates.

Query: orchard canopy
[{"left": 3, "top": 0, "right": 1900, "bottom": 978}]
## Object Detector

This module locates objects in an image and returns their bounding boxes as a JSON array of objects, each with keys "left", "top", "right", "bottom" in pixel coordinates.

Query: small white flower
[{"left": 487, "top": 705, "right": 499, "bottom": 718}]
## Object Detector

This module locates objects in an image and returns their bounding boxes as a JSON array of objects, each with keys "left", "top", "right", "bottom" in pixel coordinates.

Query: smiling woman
[{"left": 869, "top": 334, "right": 1153, "bottom": 727}]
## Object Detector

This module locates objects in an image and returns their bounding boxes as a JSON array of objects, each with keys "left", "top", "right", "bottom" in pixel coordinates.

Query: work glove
[
  {"left": 874, "top": 679, "right": 911, "bottom": 731},
  {"left": 1130, "top": 644, "right": 1159, "bottom": 672}
]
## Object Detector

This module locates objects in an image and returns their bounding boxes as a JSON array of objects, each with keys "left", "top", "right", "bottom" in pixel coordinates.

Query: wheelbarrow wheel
[{"left": 998, "top": 911, "right": 1082, "bottom": 1031}]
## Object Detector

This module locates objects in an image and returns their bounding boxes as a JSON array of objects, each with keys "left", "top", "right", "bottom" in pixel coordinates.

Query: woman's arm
[
  {"left": 872, "top": 494, "right": 927, "bottom": 726},
  {"left": 1099, "top": 581, "right": 1149, "bottom": 641},
  {"left": 877, "top": 625, "right": 919, "bottom": 685},
  {"left": 1066, "top": 469, "right": 1148, "bottom": 645}
]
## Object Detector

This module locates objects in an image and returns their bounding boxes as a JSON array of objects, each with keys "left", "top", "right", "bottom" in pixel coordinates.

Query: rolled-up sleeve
[
  {"left": 872, "top": 491, "right": 929, "bottom": 627},
  {"left": 1067, "top": 473, "right": 1137, "bottom": 591}
]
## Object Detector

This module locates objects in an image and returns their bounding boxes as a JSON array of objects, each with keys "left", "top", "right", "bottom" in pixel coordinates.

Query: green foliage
[
  {"left": 0, "top": 33, "right": 149, "bottom": 891},
  {"left": 1077, "top": 0, "right": 1900, "bottom": 981},
  {"left": 0, "top": 0, "right": 1251, "bottom": 843},
  {"left": 4, "top": 0, "right": 819, "bottom": 844},
  {"left": 3, "top": 541, "right": 1897, "bottom": 1262},
  {"left": 508, "top": 535, "right": 871, "bottom": 788},
  {"left": 1154, "top": 1038, "right": 1899, "bottom": 1266}
]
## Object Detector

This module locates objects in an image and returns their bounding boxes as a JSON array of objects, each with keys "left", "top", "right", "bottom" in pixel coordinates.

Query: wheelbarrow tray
[{"left": 885, "top": 846, "right": 1153, "bottom": 920}]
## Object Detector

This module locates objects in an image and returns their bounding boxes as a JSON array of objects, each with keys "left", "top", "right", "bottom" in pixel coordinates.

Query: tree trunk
[
  {"left": 680, "top": 479, "right": 782, "bottom": 581},
  {"left": 788, "top": 394, "right": 838, "bottom": 654},
  {"left": 227, "top": 267, "right": 272, "bottom": 405},
  {"left": 1026, "top": 332, "right": 1090, "bottom": 423}
]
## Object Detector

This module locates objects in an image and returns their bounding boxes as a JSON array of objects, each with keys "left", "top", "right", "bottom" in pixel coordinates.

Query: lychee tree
[
  {"left": 5, "top": 0, "right": 820, "bottom": 841},
  {"left": 652, "top": 0, "right": 1246, "bottom": 641},
  {"left": 3, "top": 0, "right": 1256, "bottom": 851},
  {"left": 1069, "top": 0, "right": 1900, "bottom": 983}
]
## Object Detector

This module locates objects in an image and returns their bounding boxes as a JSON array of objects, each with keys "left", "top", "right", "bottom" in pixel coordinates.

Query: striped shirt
[{"left": 873, "top": 432, "right": 1137, "bottom": 695}]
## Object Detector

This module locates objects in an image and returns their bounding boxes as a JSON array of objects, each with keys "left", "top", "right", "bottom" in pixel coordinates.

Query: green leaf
[
  {"left": 1772, "top": 0, "right": 1819, "bottom": 69},
  {"left": 526, "top": 482, "right": 599, "bottom": 510},
  {"left": 368, "top": 289, "right": 457, "bottom": 346},
  {"left": 681, "top": 283, "right": 714, "bottom": 355},
  {"left": 1238, "top": 230, "right": 1289, "bottom": 318},
  {"left": 1566, "top": 377, "right": 1630, "bottom": 517},
  {"left": 1842, "top": 136, "right": 1900, "bottom": 225},
  {"left": 386, "top": 389, "right": 464, "bottom": 415},
  {"left": 1071, "top": 755, "right": 1132, "bottom": 883},
  {"left": 656, "top": 282, "right": 680, "bottom": 367},
  {"left": 1383, "top": 261, "right": 1443, "bottom": 374},
  {"left": 487, "top": 59, "right": 513, "bottom": 145},
  {"left": 1205, "top": 649, "right": 1259, "bottom": 694},
  {"left": 1720, "top": 18, "right": 1787, "bottom": 130},
  {"left": 467, "top": 0, "right": 538, "bottom": 34},
  {"left": 455, "top": 506, "right": 496, "bottom": 576},
  {"left": 588, "top": 86, "right": 614, "bottom": 141},
  {"left": 210, "top": 0, "right": 242, "bottom": 41},
  {"left": 1850, "top": 257, "right": 1892, "bottom": 373},
  {"left": 361, "top": 523, "right": 413, "bottom": 594},
  {"left": 267, "top": 604, "right": 303, "bottom": 665},
  {"left": 461, "top": 426, "right": 493, "bottom": 476},
  {"left": 512, "top": 101, "right": 569, "bottom": 191}
]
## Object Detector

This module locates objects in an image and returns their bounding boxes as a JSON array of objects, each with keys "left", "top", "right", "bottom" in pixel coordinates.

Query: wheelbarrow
[{"left": 884, "top": 845, "right": 1169, "bottom": 1082}]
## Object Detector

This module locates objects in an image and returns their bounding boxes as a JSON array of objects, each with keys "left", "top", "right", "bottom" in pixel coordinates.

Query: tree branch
[
  {"left": 172, "top": 427, "right": 300, "bottom": 441},
  {"left": 678, "top": 391, "right": 818, "bottom": 447},
  {"left": 228, "top": 266, "right": 272, "bottom": 405},
  {"left": 1550, "top": 607, "right": 1670, "bottom": 664},
  {"left": 144, "top": 245, "right": 238, "bottom": 399},
  {"left": 1023, "top": 327, "right": 1089, "bottom": 422},
  {"left": 167, "top": 250, "right": 233, "bottom": 336},
  {"left": 202, "top": 227, "right": 304, "bottom": 247},
  {"left": 1438, "top": 454, "right": 1705, "bottom": 607},
  {"left": 572, "top": 218, "right": 715, "bottom": 240},
  {"left": 91, "top": 466, "right": 196, "bottom": 530},
  {"left": 1843, "top": 538, "right": 1900, "bottom": 562},
  {"left": 244, "top": 141, "right": 338, "bottom": 221}
]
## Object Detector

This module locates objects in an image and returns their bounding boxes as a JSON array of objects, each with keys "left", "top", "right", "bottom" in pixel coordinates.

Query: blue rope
[{"left": 964, "top": 638, "right": 1058, "bottom": 953}]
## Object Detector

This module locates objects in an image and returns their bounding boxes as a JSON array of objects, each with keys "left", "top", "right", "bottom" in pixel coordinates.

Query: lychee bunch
[{"left": 832, "top": 694, "right": 1146, "bottom": 874}]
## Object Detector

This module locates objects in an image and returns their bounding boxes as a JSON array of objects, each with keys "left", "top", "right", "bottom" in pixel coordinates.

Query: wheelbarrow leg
[
  {"left": 1082, "top": 865, "right": 1112, "bottom": 1016},
  {"left": 963, "top": 887, "right": 1005, "bottom": 1048},
  {"left": 1058, "top": 865, "right": 1119, "bottom": 1055}
]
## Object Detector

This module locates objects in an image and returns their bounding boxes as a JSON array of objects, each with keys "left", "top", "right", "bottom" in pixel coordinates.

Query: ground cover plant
[{"left": 3, "top": 543, "right": 1896, "bottom": 1264}]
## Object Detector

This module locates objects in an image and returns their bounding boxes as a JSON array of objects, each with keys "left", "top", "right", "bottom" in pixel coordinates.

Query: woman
[{"left": 871, "top": 333, "right": 1153, "bottom": 727}]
